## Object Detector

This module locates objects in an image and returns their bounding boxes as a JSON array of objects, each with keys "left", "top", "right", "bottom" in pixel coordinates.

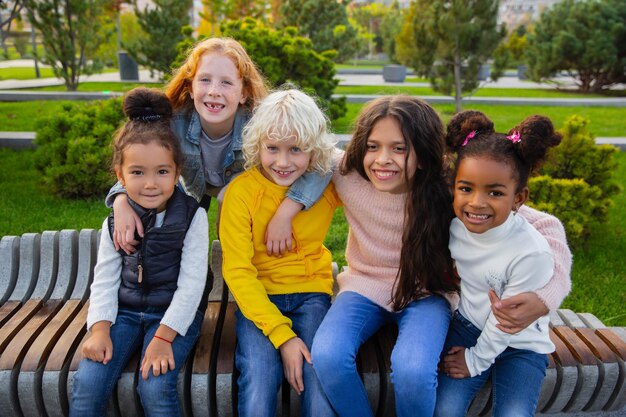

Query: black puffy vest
[{"left": 108, "top": 187, "right": 199, "bottom": 309}]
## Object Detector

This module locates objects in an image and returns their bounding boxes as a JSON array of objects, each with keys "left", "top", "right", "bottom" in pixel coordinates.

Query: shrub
[
  {"left": 528, "top": 115, "right": 621, "bottom": 245},
  {"left": 34, "top": 99, "right": 124, "bottom": 198},
  {"left": 528, "top": 176, "right": 602, "bottom": 245}
]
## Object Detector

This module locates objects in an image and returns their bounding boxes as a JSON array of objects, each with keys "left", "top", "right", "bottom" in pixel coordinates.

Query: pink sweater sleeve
[{"left": 518, "top": 205, "right": 572, "bottom": 310}]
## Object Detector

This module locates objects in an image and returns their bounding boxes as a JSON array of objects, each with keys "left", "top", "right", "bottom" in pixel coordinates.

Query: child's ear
[
  {"left": 514, "top": 186, "right": 529, "bottom": 211},
  {"left": 115, "top": 167, "right": 125, "bottom": 186}
]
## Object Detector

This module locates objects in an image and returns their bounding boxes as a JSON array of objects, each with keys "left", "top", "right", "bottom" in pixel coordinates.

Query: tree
[
  {"left": 174, "top": 18, "right": 347, "bottom": 121},
  {"left": 379, "top": 0, "right": 404, "bottom": 63},
  {"left": 526, "top": 0, "right": 626, "bottom": 93},
  {"left": 127, "top": 0, "right": 191, "bottom": 80},
  {"left": 396, "top": 0, "right": 505, "bottom": 112},
  {"left": 23, "top": 0, "right": 111, "bottom": 91},
  {"left": 280, "top": 0, "right": 358, "bottom": 62}
]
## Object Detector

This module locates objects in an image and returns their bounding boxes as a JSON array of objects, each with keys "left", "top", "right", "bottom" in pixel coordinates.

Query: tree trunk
[{"left": 453, "top": 54, "right": 463, "bottom": 113}]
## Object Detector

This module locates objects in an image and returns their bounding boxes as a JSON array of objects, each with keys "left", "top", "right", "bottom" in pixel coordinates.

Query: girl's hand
[
  {"left": 82, "top": 323, "right": 113, "bottom": 364},
  {"left": 140, "top": 336, "right": 175, "bottom": 380},
  {"left": 112, "top": 194, "right": 143, "bottom": 254},
  {"left": 489, "top": 289, "right": 549, "bottom": 334},
  {"left": 279, "top": 337, "right": 312, "bottom": 394},
  {"left": 265, "top": 199, "right": 303, "bottom": 256},
  {"left": 442, "top": 346, "right": 470, "bottom": 379}
]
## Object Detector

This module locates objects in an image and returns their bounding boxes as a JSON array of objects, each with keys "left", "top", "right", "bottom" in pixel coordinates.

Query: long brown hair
[{"left": 343, "top": 96, "right": 457, "bottom": 310}]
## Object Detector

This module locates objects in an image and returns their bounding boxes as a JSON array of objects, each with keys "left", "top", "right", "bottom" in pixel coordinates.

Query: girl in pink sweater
[{"left": 307, "top": 96, "right": 571, "bottom": 417}]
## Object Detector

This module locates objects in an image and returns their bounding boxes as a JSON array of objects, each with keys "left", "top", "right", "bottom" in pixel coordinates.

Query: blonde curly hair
[{"left": 242, "top": 89, "right": 336, "bottom": 175}]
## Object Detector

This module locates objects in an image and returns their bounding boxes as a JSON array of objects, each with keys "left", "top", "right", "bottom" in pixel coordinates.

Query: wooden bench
[{"left": 0, "top": 231, "right": 625, "bottom": 416}]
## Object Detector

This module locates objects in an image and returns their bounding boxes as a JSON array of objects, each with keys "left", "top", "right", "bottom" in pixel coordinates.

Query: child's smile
[{"left": 453, "top": 157, "right": 528, "bottom": 234}]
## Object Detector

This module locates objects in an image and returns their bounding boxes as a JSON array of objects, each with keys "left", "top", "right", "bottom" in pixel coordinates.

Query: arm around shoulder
[{"left": 518, "top": 205, "right": 572, "bottom": 310}]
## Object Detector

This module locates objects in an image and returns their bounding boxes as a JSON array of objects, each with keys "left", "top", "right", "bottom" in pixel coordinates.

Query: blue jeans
[
  {"left": 435, "top": 311, "right": 548, "bottom": 417},
  {"left": 235, "top": 292, "right": 334, "bottom": 417},
  {"left": 311, "top": 291, "right": 451, "bottom": 417},
  {"left": 70, "top": 307, "right": 203, "bottom": 417}
]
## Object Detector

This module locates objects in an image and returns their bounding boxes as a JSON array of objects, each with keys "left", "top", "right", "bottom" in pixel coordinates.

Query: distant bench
[{"left": 0, "top": 231, "right": 625, "bottom": 416}]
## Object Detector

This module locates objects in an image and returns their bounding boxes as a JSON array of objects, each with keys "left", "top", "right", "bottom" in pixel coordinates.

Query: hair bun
[
  {"left": 445, "top": 110, "right": 495, "bottom": 152},
  {"left": 123, "top": 87, "right": 172, "bottom": 122}
]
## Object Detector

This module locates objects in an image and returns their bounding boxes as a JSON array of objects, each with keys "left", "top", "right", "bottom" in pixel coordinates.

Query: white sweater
[
  {"left": 450, "top": 212, "right": 556, "bottom": 377},
  {"left": 87, "top": 208, "right": 208, "bottom": 336}
]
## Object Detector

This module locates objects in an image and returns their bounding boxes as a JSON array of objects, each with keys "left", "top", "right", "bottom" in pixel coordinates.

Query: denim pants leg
[
  {"left": 235, "top": 292, "right": 333, "bottom": 417},
  {"left": 435, "top": 311, "right": 548, "bottom": 417},
  {"left": 491, "top": 347, "right": 548, "bottom": 417},
  {"left": 435, "top": 311, "right": 491, "bottom": 417},
  {"left": 235, "top": 308, "right": 284, "bottom": 417},
  {"left": 391, "top": 295, "right": 451, "bottom": 417},
  {"left": 282, "top": 293, "right": 333, "bottom": 417},
  {"left": 312, "top": 291, "right": 390, "bottom": 417},
  {"left": 69, "top": 308, "right": 145, "bottom": 417},
  {"left": 137, "top": 309, "right": 203, "bottom": 417}
]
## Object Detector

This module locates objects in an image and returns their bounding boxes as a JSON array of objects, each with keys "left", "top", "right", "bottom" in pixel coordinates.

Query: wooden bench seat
[{"left": 0, "top": 231, "right": 624, "bottom": 416}]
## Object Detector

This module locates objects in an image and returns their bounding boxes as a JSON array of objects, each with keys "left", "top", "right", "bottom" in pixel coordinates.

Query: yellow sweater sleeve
[{"left": 219, "top": 175, "right": 295, "bottom": 349}]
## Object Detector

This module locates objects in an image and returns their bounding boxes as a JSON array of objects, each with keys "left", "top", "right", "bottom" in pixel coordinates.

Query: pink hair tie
[
  {"left": 461, "top": 130, "right": 477, "bottom": 147},
  {"left": 506, "top": 131, "right": 521, "bottom": 143}
]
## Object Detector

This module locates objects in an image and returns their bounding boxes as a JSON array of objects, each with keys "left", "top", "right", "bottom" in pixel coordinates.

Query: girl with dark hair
[
  {"left": 435, "top": 111, "right": 566, "bottom": 417},
  {"left": 70, "top": 88, "right": 208, "bottom": 417},
  {"left": 311, "top": 96, "right": 458, "bottom": 417}
]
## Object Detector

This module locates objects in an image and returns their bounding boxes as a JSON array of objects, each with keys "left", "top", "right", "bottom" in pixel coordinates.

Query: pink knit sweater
[{"left": 333, "top": 170, "right": 572, "bottom": 312}]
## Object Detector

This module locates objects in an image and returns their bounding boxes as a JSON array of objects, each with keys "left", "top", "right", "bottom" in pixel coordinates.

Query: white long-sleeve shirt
[
  {"left": 450, "top": 212, "right": 556, "bottom": 377},
  {"left": 87, "top": 208, "right": 208, "bottom": 336}
]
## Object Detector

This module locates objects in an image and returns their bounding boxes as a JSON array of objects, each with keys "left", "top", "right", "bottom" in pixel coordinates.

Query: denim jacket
[{"left": 106, "top": 108, "right": 331, "bottom": 209}]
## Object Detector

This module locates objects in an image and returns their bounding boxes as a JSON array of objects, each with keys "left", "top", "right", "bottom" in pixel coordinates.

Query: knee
[
  {"left": 434, "top": 395, "right": 467, "bottom": 417},
  {"left": 311, "top": 337, "right": 352, "bottom": 377},
  {"left": 137, "top": 373, "right": 178, "bottom": 406},
  {"left": 390, "top": 357, "right": 437, "bottom": 393}
]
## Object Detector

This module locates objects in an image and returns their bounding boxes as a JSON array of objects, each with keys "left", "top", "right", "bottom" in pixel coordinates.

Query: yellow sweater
[{"left": 220, "top": 167, "right": 340, "bottom": 348}]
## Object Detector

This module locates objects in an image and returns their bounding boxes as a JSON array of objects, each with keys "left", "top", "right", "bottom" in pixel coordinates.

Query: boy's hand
[
  {"left": 140, "top": 336, "right": 175, "bottom": 380},
  {"left": 489, "top": 289, "right": 548, "bottom": 334},
  {"left": 82, "top": 322, "right": 113, "bottom": 364},
  {"left": 265, "top": 198, "right": 303, "bottom": 256},
  {"left": 265, "top": 214, "right": 293, "bottom": 256},
  {"left": 442, "top": 346, "right": 470, "bottom": 379},
  {"left": 279, "top": 337, "right": 312, "bottom": 394},
  {"left": 112, "top": 194, "right": 143, "bottom": 254}
]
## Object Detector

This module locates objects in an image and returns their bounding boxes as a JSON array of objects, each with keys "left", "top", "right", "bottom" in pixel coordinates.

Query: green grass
[
  {"left": 564, "top": 151, "right": 626, "bottom": 326},
  {"left": 0, "top": 67, "right": 57, "bottom": 80},
  {"left": 0, "top": 101, "right": 77, "bottom": 131},
  {"left": 28, "top": 81, "right": 163, "bottom": 92},
  {"left": 336, "top": 85, "right": 613, "bottom": 99},
  {"left": 0, "top": 67, "right": 118, "bottom": 81},
  {"left": 331, "top": 103, "right": 626, "bottom": 137},
  {"left": 0, "top": 148, "right": 623, "bottom": 326}
]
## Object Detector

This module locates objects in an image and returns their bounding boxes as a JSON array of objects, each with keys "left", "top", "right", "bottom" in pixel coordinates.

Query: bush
[
  {"left": 34, "top": 99, "right": 124, "bottom": 198},
  {"left": 528, "top": 176, "right": 602, "bottom": 244},
  {"left": 528, "top": 115, "right": 621, "bottom": 245}
]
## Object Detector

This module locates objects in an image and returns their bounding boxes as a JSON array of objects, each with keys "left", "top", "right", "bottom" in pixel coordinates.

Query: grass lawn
[
  {"left": 0, "top": 67, "right": 118, "bottom": 81},
  {"left": 0, "top": 149, "right": 623, "bottom": 326},
  {"left": 1, "top": 101, "right": 77, "bottom": 131},
  {"left": 336, "top": 85, "right": 614, "bottom": 99},
  {"left": 332, "top": 103, "right": 626, "bottom": 137},
  {"left": 0, "top": 67, "right": 57, "bottom": 80},
  {"left": 27, "top": 81, "right": 163, "bottom": 93}
]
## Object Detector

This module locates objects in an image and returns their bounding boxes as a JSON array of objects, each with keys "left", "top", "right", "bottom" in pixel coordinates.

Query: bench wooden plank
[
  {"left": 43, "top": 302, "right": 89, "bottom": 417},
  {"left": 0, "top": 235, "right": 20, "bottom": 305},
  {"left": 0, "top": 301, "right": 62, "bottom": 416},
  {"left": 0, "top": 234, "right": 41, "bottom": 326},
  {"left": 17, "top": 230, "right": 81, "bottom": 416}
]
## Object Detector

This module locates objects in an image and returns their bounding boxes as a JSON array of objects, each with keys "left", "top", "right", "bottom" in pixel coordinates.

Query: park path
[{"left": 1, "top": 59, "right": 624, "bottom": 149}]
